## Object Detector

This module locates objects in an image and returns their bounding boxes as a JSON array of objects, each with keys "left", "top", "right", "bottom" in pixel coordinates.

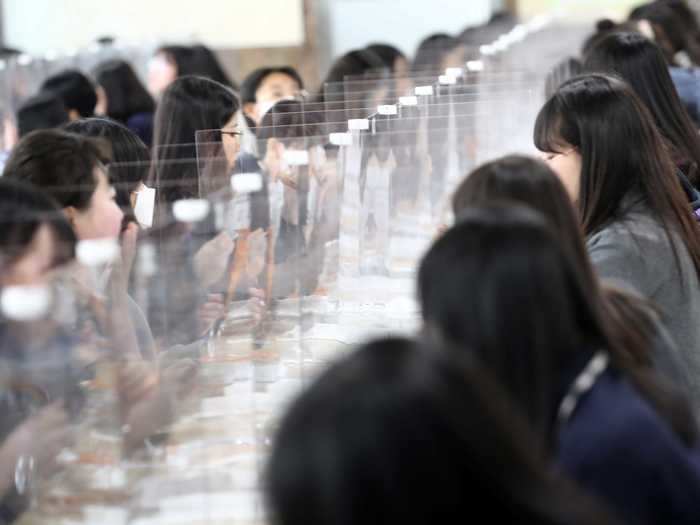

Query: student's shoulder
[{"left": 562, "top": 372, "right": 683, "bottom": 466}]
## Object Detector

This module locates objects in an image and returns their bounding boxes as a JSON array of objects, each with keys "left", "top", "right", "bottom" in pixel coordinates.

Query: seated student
[
  {"left": 16, "top": 92, "right": 69, "bottom": 137},
  {"left": 93, "top": 60, "right": 156, "bottom": 146},
  {"left": 1, "top": 130, "right": 154, "bottom": 361},
  {"left": 583, "top": 32, "right": 700, "bottom": 195},
  {"left": 536, "top": 74, "right": 700, "bottom": 359},
  {"left": 0, "top": 178, "right": 196, "bottom": 522},
  {"left": 418, "top": 205, "right": 700, "bottom": 524},
  {"left": 266, "top": 337, "right": 617, "bottom": 525},
  {"left": 257, "top": 100, "right": 332, "bottom": 297},
  {"left": 39, "top": 70, "right": 97, "bottom": 121},
  {"left": 451, "top": 154, "right": 698, "bottom": 409},
  {"left": 150, "top": 75, "right": 266, "bottom": 345},
  {"left": 240, "top": 67, "right": 305, "bottom": 127},
  {"left": 64, "top": 118, "right": 151, "bottom": 229}
]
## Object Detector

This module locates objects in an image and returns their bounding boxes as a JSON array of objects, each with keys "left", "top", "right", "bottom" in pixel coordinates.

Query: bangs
[{"left": 533, "top": 98, "right": 568, "bottom": 154}]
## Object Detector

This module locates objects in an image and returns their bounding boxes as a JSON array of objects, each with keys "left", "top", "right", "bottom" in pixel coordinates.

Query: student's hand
[
  {"left": 123, "top": 359, "right": 199, "bottom": 450},
  {"left": 118, "top": 360, "right": 158, "bottom": 408},
  {"left": 0, "top": 403, "right": 71, "bottom": 495},
  {"left": 194, "top": 232, "right": 235, "bottom": 290},
  {"left": 160, "top": 359, "right": 199, "bottom": 400},
  {"left": 198, "top": 294, "right": 226, "bottom": 336},
  {"left": 109, "top": 222, "right": 139, "bottom": 294}
]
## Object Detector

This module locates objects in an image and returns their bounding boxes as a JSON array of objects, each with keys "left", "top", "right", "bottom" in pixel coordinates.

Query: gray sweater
[{"left": 587, "top": 205, "right": 700, "bottom": 404}]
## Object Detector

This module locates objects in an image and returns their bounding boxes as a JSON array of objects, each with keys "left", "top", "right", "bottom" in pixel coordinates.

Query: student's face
[
  {"left": 70, "top": 167, "right": 123, "bottom": 241},
  {"left": 541, "top": 147, "right": 582, "bottom": 202},
  {"left": 1, "top": 224, "right": 56, "bottom": 287},
  {"left": 148, "top": 52, "right": 178, "bottom": 97},
  {"left": 394, "top": 57, "right": 412, "bottom": 96},
  {"left": 247, "top": 73, "right": 301, "bottom": 124},
  {"left": 441, "top": 46, "right": 466, "bottom": 71},
  {"left": 222, "top": 113, "right": 242, "bottom": 169}
]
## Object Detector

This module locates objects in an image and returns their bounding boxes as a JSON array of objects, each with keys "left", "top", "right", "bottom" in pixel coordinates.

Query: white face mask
[
  {"left": 1, "top": 285, "right": 52, "bottom": 322},
  {"left": 133, "top": 185, "right": 156, "bottom": 228}
]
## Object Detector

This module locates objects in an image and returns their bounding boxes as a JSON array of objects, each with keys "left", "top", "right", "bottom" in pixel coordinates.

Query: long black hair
[
  {"left": 419, "top": 205, "right": 607, "bottom": 441},
  {"left": 534, "top": 74, "right": 700, "bottom": 276},
  {"left": 156, "top": 45, "right": 237, "bottom": 90},
  {"left": 266, "top": 337, "right": 618, "bottom": 525},
  {"left": 94, "top": 60, "right": 155, "bottom": 124},
  {"left": 584, "top": 32, "right": 700, "bottom": 185}
]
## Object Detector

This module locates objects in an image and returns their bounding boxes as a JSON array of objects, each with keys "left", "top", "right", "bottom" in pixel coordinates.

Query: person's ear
[
  {"left": 67, "top": 109, "right": 81, "bottom": 121},
  {"left": 243, "top": 102, "right": 258, "bottom": 122},
  {"left": 63, "top": 206, "right": 77, "bottom": 227}
]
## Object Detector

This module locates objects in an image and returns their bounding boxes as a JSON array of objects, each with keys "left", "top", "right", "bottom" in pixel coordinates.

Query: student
[
  {"left": 452, "top": 154, "right": 697, "bottom": 407},
  {"left": 150, "top": 75, "right": 240, "bottom": 205},
  {"left": 93, "top": 60, "right": 156, "bottom": 146},
  {"left": 257, "top": 100, "right": 329, "bottom": 297},
  {"left": 0, "top": 179, "right": 75, "bottom": 522},
  {"left": 150, "top": 75, "right": 265, "bottom": 345},
  {"left": 16, "top": 92, "right": 69, "bottom": 137},
  {"left": 0, "top": 179, "right": 196, "bottom": 522},
  {"left": 418, "top": 205, "right": 700, "bottom": 524},
  {"left": 147, "top": 45, "right": 236, "bottom": 98},
  {"left": 266, "top": 337, "right": 617, "bottom": 525},
  {"left": 64, "top": 118, "right": 151, "bottom": 229},
  {"left": 240, "top": 67, "right": 305, "bottom": 127},
  {"left": 535, "top": 74, "right": 700, "bottom": 358},
  {"left": 39, "top": 70, "right": 97, "bottom": 121},
  {"left": 1, "top": 130, "right": 154, "bottom": 361},
  {"left": 584, "top": 32, "right": 700, "bottom": 192}
]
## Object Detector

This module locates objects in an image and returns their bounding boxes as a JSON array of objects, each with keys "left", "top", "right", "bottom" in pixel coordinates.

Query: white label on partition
[
  {"left": 173, "top": 198, "right": 210, "bottom": 223},
  {"left": 377, "top": 105, "right": 398, "bottom": 115},
  {"left": 445, "top": 67, "right": 463, "bottom": 78},
  {"left": 415, "top": 86, "right": 434, "bottom": 96},
  {"left": 231, "top": 172, "right": 263, "bottom": 194},
  {"left": 438, "top": 75, "right": 457, "bottom": 85},
  {"left": 399, "top": 96, "right": 418, "bottom": 106},
  {"left": 348, "top": 119, "right": 370, "bottom": 131},
  {"left": 283, "top": 149, "right": 310, "bottom": 166},
  {"left": 466, "top": 60, "right": 485, "bottom": 72},
  {"left": 329, "top": 132, "right": 353, "bottom": 146},
  {"left": 133, "top": 185, "right": 155, "bottom": 228}
]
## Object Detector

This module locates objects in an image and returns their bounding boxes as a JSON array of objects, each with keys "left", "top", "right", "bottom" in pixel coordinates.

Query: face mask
[
  {"left": 1, "top": 285, "right": 51, "bottom": 322},
  {"left": 133, "top": 185, "right": 156, "bottom": 228}
]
